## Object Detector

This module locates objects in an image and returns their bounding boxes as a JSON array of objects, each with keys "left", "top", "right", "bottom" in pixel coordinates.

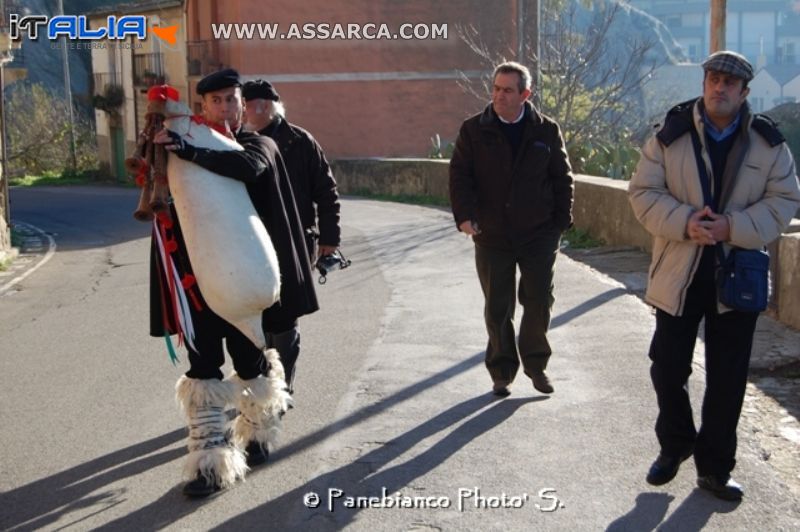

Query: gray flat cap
[{"left": 702, "top": 51, "right": 754, "bottom": 81}]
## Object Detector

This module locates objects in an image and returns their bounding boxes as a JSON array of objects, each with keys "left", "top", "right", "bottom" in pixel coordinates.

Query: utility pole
[
  {"left": 710, "top": 0, "right": 726, "bottom": 53},
  {"left": 58, "top": 0, "right": 77, "bottom": 170},
  {"left": 518, "top": 0, "right": 541, "bottom": 108}
]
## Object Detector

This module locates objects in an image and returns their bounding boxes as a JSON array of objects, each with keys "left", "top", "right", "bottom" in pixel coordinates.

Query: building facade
[
  {"left": 90, "top": 0, "right": 188, "bottom": 179},
  {"left": 184, "top": 0, "right": 522, "bottom": 158},
  {"left": 630, "top": 0, "right": 800, "bottom": 111}
]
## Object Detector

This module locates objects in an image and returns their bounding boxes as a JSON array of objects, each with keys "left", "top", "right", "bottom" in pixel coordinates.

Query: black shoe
[
  {"left": 646, "top": 451, "right": 693, "bottom": 486},
  {"left": 182, "top": 472, "right": 222, "bottom": 498},
  {"left": 245, "top": 440, "right": 269, "bottom": 467},
  {"left": 492, "top": 380, "right": 511, "bottom": 397},
  {"left": 531, "top": 371, "right": 554, "bottom": 394},
  {"left": 697, "top": 475, "right": 743, "bottom": 501}
]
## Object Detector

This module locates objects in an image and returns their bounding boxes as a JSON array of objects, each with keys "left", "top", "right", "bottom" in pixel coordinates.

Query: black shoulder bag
[{"left": 689, "top": 128, "right": 769, "bottom": 313}]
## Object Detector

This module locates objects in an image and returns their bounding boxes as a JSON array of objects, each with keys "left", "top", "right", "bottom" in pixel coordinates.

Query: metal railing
[
  {"left": 92, "top": 72, "right": 122, "bottom": 95},
  {"left": 133, "top": 52, "right": 166, "bottom": 86},
  {"left": 187, "top": 40, "right": 225, "bottom": 76}
]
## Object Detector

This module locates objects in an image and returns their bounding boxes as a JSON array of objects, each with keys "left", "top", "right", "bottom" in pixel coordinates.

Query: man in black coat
[
  {"left": 150, "top": 69, "right": 318, "bottom": 498},
  {"left": 242, "top": 79, "right": 341, "bottom": 393},
  {"left": 449, "top": 61, "right": 574, "bottom": 398}
]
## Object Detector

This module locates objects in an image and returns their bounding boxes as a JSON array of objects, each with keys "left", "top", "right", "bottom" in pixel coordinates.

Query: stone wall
[{"left": 331, "top": 158, "right": 800, "bottom": 330}]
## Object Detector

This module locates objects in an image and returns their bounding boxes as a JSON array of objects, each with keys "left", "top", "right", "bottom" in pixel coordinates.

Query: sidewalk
[
  {"left": 0, "top": 222, "right": 55, "bottom": 297},
  {"left": 563, "top": 245, "right": 800, "bottom": 498}
]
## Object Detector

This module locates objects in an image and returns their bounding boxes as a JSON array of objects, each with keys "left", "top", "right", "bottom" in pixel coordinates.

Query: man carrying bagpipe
[{"left": 140, "top": 69, "right": 318, "bottom": 497}]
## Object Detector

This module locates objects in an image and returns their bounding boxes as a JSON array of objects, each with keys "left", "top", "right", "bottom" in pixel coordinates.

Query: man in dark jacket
[
  {"left": 150, "top": 69, "right": 318, "bottom": 497},
  {"left": 449, "top": 61, "right": 574, "bottom": 397},
  {"left": 242, "top": 79, "right": 341, "bottom": 393}
]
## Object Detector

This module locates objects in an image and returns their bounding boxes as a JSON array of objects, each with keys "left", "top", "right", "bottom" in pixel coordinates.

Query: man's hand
[
  {"left": 318, "top": 245, "right": 337, "bottom": 257},
  {"left": 154, "top": 128, "right": 197, "bottom": 161},
  {"left": 686, "top": 206, "right": 728, "bottom": 245},
  {"left": 699, "top": 210, "right": 731, "bottom": 244},
  {"left": 458, "top": 220, "right": 480, "bottom": 236}
]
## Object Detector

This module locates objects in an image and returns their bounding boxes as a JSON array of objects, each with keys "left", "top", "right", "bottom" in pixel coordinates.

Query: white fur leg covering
[
  {"left": 175, "top": 376, "right": 248, "bottom": 487},
  {"left": 230, "top": 349, "right": 293, "bottom": 452}
]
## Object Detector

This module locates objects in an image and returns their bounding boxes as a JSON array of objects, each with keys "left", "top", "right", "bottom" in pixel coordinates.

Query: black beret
[
  {"left": 702, "top": 51, "right": 754, "bottom": 82},
  {"left": 196, "top": 68, "right": 241, "bottom": 95},
  {"left": 242, "top": 79, "right": 280, "bottom": 101}
]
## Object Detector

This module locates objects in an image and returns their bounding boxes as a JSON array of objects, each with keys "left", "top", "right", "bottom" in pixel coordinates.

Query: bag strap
[{"left": 688, "top": 127, "right": 727, "bottom": 263}]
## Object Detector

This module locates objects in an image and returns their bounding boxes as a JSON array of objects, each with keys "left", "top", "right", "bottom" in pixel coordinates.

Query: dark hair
[{"left": 493, "top": 61, "right": 532, "bottom": 93}]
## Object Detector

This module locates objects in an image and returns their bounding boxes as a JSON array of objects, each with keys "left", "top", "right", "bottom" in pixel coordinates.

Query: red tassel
[
  {"left": 187, "top": 287, "right": 203, "bottom": 311},
  {"left": 147, "top": 84, "right": 180, "bottom": 102},
  {"left": 156, "top": 211, "right": 173, "bottom": 229},
  {"left": 181, "top": 274, "right": 196, "bottom": 289},
  {"left": 165, "top": 239, "right": 178, "bottom": 253}
]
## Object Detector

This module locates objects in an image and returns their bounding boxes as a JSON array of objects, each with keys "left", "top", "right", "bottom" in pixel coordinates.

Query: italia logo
[{"left": 8, "top": 14, "right": 178, "bottom": 44}]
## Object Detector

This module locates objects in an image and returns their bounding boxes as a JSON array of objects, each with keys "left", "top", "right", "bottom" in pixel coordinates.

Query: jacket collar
[
  {"left": 692, "top": 98, "right": 752, "bottom": 213},
  {"left": 259, "top": 116, "right": 300, "bottom": 150},
  {"left": 478, "top": 100, "right": 542, "bottom": 128}
]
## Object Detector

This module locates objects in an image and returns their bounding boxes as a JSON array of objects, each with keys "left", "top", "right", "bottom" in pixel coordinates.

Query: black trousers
[
  {"left": 474, "top": 231, "right": 560, "bottom": 384},
  {"left": 266, "top": 321, "right": 300, "bottom": 393},
  {"left": 648, "top": 273, "right": 758, "bottom": 478},
  {"left": 184, "top": 306, "right": 269, "bottom": 382}
]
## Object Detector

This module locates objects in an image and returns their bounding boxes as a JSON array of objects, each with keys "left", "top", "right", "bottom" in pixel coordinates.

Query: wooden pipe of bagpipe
[
  {"left": 125, "top": 124, "right": 149, "bottom": 176},
  {"left": 149, "top": 114, "right": 170, "bottom": 215},
  {"left": 132, "top": 116, "right": 156, "bottom": 222}
]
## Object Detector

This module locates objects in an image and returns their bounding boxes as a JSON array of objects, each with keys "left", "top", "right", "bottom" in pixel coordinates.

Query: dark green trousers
[{"left": 474, "top": 232, "right": 560, "bottom": 384}]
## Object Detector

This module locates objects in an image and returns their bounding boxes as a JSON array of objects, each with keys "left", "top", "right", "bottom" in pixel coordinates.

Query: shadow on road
[
  {"left": 606, "top": 488, "right": 740, "bottom": 531},
  {"left": 0, "top": 429, "right": 185, "bottom": 530},
  {"left": 1, "top": 243, "right": 629, "bottom": 530},
  {"left": 213, "top": 395, "right": 546, "bottom": 530}
]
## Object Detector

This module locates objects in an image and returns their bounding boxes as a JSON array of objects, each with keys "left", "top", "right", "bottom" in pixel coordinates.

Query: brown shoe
[
  {"left": 531, "top": 371, "right": 554, "bottom": 394},
  {"left": 492, "top": 380, "right": 511, "bottom": 397}
]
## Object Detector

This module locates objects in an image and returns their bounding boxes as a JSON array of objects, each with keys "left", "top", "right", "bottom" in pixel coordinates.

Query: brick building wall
[{"left": 186, "top": 0, "right": 521, "bottom": 157}]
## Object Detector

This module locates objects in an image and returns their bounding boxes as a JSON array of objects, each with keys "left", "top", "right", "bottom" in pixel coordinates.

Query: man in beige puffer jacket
[{"left": 629, "top": 51, "right": 800, "bottom": 502}]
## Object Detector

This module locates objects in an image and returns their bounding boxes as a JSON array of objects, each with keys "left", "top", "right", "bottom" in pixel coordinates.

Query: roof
[{"left": 758, "top": 64, "right": 800, "bottom": 86}]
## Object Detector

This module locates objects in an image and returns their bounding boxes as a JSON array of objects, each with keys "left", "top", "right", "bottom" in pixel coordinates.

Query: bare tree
[
  {"left": 5, "top": 83, "right": 97, "bottom": 176},
  {"left": 458, "top": 0, "right": 669, "bottom": 177}
]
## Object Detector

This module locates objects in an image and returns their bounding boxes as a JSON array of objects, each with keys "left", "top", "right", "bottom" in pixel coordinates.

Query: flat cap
[
  {"left": 702, "top": 51, "right": 754, "bottom": 82},
  {"left": 196, "top": 68, "right": 241, "bottom": 95},
  {"left": 242, "top": 79, "right": 281, "bottom": 101}
]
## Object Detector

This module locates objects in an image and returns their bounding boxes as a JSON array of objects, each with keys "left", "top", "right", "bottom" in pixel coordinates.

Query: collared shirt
[
  {"left": 702, "top": 110, "right": 741, "bottom": 142},
  {"left": 498, "top": 105, "right": 526, "bottom": 124}
]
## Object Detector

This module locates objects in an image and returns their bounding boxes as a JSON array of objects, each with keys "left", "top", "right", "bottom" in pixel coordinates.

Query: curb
[{"left": 0, "top": 222, "right": 57, "bottom": 296}]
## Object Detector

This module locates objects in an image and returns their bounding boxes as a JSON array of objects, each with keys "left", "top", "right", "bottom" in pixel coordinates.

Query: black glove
[{"left": 166, "top": 130, "right": 197, "bottom": 161}]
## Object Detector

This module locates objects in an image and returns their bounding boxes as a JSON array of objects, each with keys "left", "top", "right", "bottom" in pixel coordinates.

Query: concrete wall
[
  {"left": 331, "top": 158, "right": 800, "bottom": 330},
  {"left": 332, "top": 158, "right": 450, "bottom": 200},
  {"left": 778, "top": 233, "right": 800, "bottom": 329}
]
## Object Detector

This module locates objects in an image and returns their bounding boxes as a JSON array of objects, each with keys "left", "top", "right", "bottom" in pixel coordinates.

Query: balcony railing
[
  {"left": 93, "top": 72, "right": 122, "bottom": 95},
  {"left": 133, "top": 52, "right": 166, "bottom": 86},
  {"left": 187, "top": 40, "right": 225, "bottom": 76}
]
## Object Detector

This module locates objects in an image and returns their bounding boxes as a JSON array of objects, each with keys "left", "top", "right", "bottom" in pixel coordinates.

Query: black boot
[
  {"left": 245, "top": 440, "right": 269, "bottom": 467},
  {"left": 183, "top": 472, "right": 222, "bottom": 498}
]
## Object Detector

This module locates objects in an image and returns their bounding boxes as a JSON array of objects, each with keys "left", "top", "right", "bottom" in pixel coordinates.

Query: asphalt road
[{"left": 1, "top": 186, "right": 798, "bottom": 531}]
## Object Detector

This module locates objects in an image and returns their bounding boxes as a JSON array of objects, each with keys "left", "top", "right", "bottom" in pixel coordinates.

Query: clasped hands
[{"left": 686, "top": 206, "right": 730, "bottom": 246}]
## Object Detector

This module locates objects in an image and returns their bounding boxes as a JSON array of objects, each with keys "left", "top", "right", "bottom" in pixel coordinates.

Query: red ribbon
[
  {"left": 147, "top": 85, "right": 180, "bottom": 102},
  {"left": 190, "top": 115, "right": 231, "bottom": 136},
  {"left": 157, "top": 211, "right": 173, "bottom": 229}
]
